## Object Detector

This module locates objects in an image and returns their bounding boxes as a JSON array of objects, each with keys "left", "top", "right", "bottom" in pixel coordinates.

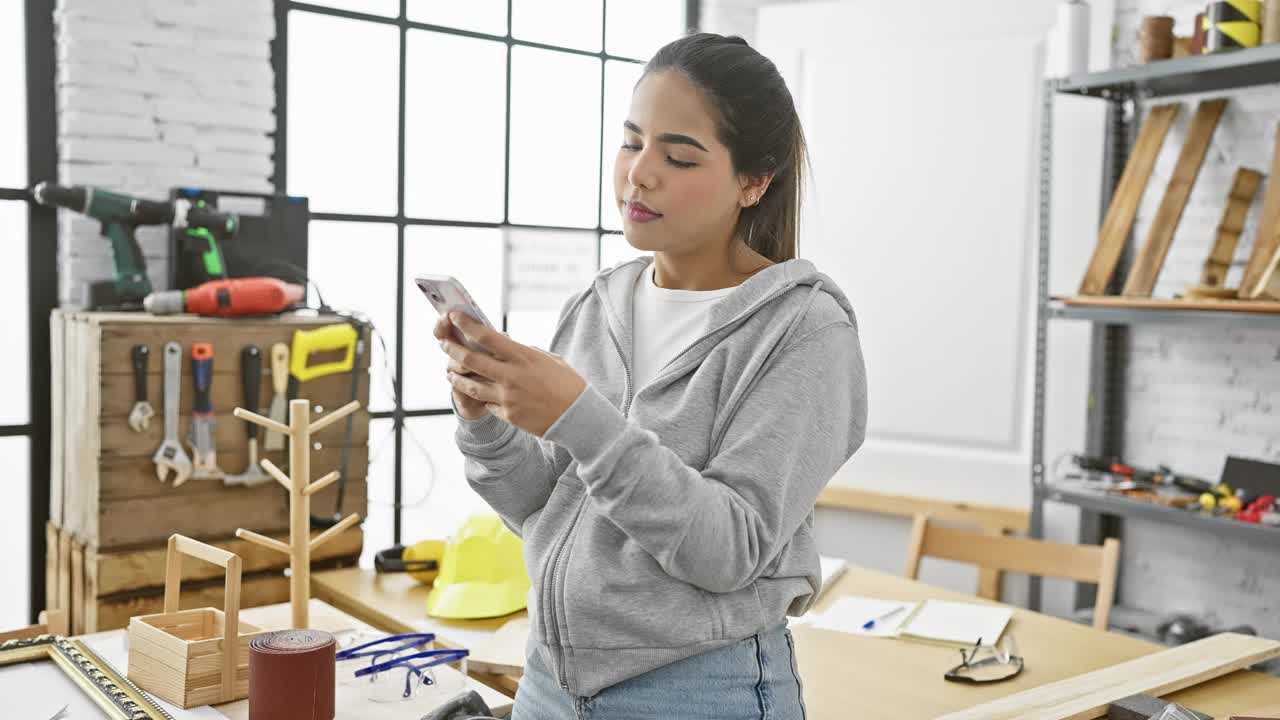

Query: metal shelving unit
[{"left": 1028, "top": 47, "right": 1280, "bottom": 613}]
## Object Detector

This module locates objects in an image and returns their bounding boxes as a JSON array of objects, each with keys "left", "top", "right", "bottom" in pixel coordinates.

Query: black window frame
[{"left": 273, "top": 0, "right": 699, "bottom": 545}]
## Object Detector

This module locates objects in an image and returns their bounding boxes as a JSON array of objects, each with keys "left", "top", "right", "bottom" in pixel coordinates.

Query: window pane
[
  {"left": 408, "top": 0, "right": 507, "bottom": 35},
  {"left": 360, "top": 418, "right": 396, "bottom": 567},
  {"left": 506, "top": 227, "right": 596, "bottom": 311},
  {"left": 303, "top": 0, "right": 399, "bottom": 18},
  {"left": 600, "top": 231, "right": 647, "bottom": 269},
  {"left": 512, "top": 0, "right": 602, "bottom": 52},
  {"left": 288, "top": 12, "right": 399, "bottom": 215},
  {"left": 0, "top": 436, "right": 29, "bottom": 628},
  {"left": 600, "top": 60, "right": 643, "bottom": 232},
  {"left": 405, "top": 31, "right": 506, "bottom": 222},
  {"left": 509, "top": 47, "right": 601, "bottom": 228},
  {"left": 399, "top": 416, "right": 493, "bottom": 543},
  {"left": 0, "top": 0, "right": 25, "bottom": 187},
  {"left": 0, "top": 202, "right": 28, "bottom": 425},
  {"left": 506, "top": 310, "right": 559, "bottom": 349},
  {"left": 402, "top": 226, "right": 503, "bottom": 410},
  {"left": 606, "top": 0, "right": 684, "bottom": 61},
  {"left": 306, "top": 221, "right": 399, "bottom": 412}
]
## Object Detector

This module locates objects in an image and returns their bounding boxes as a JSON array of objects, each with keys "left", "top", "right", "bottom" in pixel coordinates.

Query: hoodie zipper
[{"left": 543, "top": 278, "right": 796, "bottom": 692}]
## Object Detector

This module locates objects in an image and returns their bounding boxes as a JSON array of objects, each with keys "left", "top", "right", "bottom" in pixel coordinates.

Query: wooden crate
[
  {"left": 50, "top": 311, "right": 371, "bottom": 550},
  {"left": 47, "top": 523, "right": 363, "bottom": 634}
]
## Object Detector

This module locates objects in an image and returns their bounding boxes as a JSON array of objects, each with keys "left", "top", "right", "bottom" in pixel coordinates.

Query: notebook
[
  {"left": 816, "top": 555, "right": 848, "bottom": 602},
  {"left": 797, "top": 596, "right": 918, "bottom": 638},
  {"left": 896, "top": 599, "right": 1012, "bottom": 648}
]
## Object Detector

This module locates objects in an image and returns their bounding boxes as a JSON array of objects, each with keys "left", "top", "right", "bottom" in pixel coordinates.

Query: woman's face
[{"left": 613, "top": 69, "right": 753, "bottom": 254}]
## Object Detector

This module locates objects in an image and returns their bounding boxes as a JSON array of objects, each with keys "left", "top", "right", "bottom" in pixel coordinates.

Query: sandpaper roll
[
  {"left": 1206, "top": 0, "right": 1262, "bottom": 53},
  {"left": 249, "top": 629, "right": 336, "bottom": 720}
]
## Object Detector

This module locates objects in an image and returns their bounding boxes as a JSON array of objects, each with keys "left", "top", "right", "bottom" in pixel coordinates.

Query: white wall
[{"left": 54, "top": 0, "right": 276, "bottom": 308}]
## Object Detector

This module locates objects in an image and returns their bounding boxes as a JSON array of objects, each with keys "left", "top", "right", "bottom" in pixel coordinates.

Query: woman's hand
[
  {"left": 433, "top": 314, "right": 491, "bottom": 420},
  {"left": 439, "top": 312, "right": 587, "bottom": 436}
]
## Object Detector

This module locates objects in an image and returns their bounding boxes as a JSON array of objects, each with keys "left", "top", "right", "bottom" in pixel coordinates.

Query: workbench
[
  {"left": 313, "top": 566, "right": 1280, "bottom": 718},
  {"left": 59, "top": 599, "right": 513, "bottom": 719}
]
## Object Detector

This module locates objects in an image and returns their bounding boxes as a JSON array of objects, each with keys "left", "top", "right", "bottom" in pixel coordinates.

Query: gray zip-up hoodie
[{"left": 454, "top": 255, "right": 867, "bottom": 698}]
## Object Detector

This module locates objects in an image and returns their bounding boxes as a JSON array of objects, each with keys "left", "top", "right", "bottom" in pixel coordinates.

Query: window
[{"left": 281, "top": 1, "right": 688, "bottom": 559}]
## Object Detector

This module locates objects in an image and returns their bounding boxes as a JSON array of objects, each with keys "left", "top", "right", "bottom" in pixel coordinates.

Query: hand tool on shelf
[
  {"left": 153, "top": 342, "right": 193, "bottom": 486},
  {"left": 225, "top": 346, "right": 271, "bottom": 488},
  {"left": 128, "top": 344, "right": 154, "bottom": 432},
  {"left": 142, "top": 276, "right": 305, "bottom": 317},
  {"left": 263, "top": 343, "right": 289, "bottom": 451},
  {"left": 188, "top": 342, "right": 222, "bottom": 480}
]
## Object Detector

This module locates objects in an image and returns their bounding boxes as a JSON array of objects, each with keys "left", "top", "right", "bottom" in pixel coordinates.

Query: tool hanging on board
[
  {"left": 29, "top": 183, "right": 238, "bottom": 309},
  {"left": 189, "top": 342, "right": 222, "bottom": 480},
  {"left": 128, "top": 344, "right": 154, "bottom": 432},
  {"left": 314, "top": 320, "right": 365, "bottom": 528},
  {"left": 153, "top": 341, "right": 193, "bottom": 486},
  {"left": 142, "top": 276, "right": 305, "bottom": 317},
  {"left": 225, "top": 346, "right": 271, "bottom": 488},
  {"left": 263, "top": 343, "right": 289, "bottom": 451}
]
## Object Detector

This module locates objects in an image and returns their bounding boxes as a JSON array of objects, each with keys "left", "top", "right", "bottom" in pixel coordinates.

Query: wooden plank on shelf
[
  {"left": 1201, "top": 167, "right": 1263, "bottom": 287},
  {"left": 1058, "top": 294, "right": 1280, "bottom": 313},
  {"left": 1239, "top": 122, "right": 1280, "bottom": 298},
  {"left": 1079, "top": 104, "right": 1181, "bottom": 296},
  {"left": 936, "top": 632, "right": 1280, "bottom": 720},
  {"left": 1123, "top": 98, "right": 1228, "bottom": 297},
  {"left": 91, "top": 528, "right": 363, "bottom": 597}
]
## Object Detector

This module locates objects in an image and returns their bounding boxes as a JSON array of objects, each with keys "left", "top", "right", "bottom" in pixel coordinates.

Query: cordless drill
[
  {"left": 143, "top": 277, "right": 305, "bottom": 317},
  {"left": 31, "top": 183, "right": 239, "bottom": 309}
]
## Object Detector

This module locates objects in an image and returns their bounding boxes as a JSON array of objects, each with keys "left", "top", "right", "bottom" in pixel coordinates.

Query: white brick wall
[
  {"left": 1114, "top": 0, "right": 1280, "bottom": 643},
  {"left": 54, "top": 0, "right": 276, "bottom": 308}
]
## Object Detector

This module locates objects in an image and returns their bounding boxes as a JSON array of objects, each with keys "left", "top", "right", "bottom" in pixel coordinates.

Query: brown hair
[{"left": 643, "top": 33, "right": 808, "bottom": 262}]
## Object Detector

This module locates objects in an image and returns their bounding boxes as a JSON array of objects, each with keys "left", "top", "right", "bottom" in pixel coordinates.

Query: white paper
[
  {"left": 798, "top": 596, "right": 917, "bottom": 638},
  {"left": 816, "top": 555, "right": 847, "bottom": 602},
  {"left": 898, "top": 599, "right": 1012, "bottom": 647}
]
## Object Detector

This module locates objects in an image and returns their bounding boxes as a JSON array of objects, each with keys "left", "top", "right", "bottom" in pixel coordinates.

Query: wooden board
[
  {"left": 50, "top": 312, "right": 66, "bottom": 528},
  {"left": 1201, "top": 167, "right": 1263, "bottom": 287},
  {"left": 1239, "top": 122, "right": 1280, "bottom": 298},
  {"left": 1079, "top": 104, "right": 1181, "bottom": 295},
  {"left": 94, "top": 571, "right": 293, "bottom": 633},
  {"left": 1058, "top": 294, "right": 1280, "bottom": 314},
  {"left": 936, "top": 632, "right": 1280, "bottom": 720},
  {"left": 97, "top": 446, "right": 368, "bottom": 501},
  {"left": 1123, "top": 99, "right": 1228, "bottom": 297},
  {"left": 817, "top": 486, "right": 1030, "bottom": 533},
  {"left": 1248, "top": 234, "right": 1280, "bottom": 299},
  {"left": 88, "top": 528, "right": 363, "bottom": 597},
  {"left": 45, "top": 522, "right": 59, "bottom": 614},
  {"left": 468, "top": 617, "right": 530, "bottom": 678}
]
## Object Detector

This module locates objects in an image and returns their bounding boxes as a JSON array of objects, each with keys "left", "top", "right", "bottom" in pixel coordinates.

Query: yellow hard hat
[{"left": 426, "top": 513, "right": 530, "bottom": 619}]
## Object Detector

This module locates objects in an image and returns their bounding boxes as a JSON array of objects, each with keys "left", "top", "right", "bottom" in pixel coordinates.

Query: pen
[{"left": 862, "top": 605, "right": 906, "bottom": 631}]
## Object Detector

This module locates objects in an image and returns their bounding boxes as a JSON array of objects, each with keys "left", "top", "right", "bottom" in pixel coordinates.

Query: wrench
[
  {"left": 152, "top": 341, "right": 193, "bottom": 486},
  {"left": 127, "top": 344, "right": 154, "bottom": 432}
]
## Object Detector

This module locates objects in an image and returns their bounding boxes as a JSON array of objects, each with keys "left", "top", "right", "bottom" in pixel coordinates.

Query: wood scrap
[
  {"left": 1124, "top": 99, "right": 1229, "bottom": 297},
  {"left": 1080, "top": 104, "right": 1182, "bottom": 296},
  {"left": 937, "top": 632, "right": 1280, "bottom": 720},
  {"left": 1201, "top": 167, "right": 1263, "bottom": 287},
  {"left": 1247, "top": 234, "right": 1280, "bottom": 300},
  {"left": 1060, "top": 294, "right": 1280, "bottom": 313},
  {"left": 1239, "top": 122, "right": 1280, "bottom": 297}
]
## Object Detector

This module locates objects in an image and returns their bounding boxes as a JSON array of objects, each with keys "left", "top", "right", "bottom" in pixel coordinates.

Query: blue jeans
[{"left": 510, "top": 622, "right": 808, "bottom": 720}]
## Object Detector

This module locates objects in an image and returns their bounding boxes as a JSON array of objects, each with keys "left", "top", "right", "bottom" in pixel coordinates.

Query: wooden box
[
  {"left": 49, "top": 311, "right": 371, "bottom": 550},
  {"left": 128, "top": 535, "right": 266, "bottom": 708},
  {"left": 47, "top": 522, "right": 362, "bottom": 634}
]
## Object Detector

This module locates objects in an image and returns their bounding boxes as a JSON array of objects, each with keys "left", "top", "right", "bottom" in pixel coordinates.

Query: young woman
[{"left": 434, "top": 33, "right": 867, "bottom": 720}]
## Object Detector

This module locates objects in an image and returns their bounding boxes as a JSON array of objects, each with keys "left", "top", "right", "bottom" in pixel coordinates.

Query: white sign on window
[{"left": 504, "top": 229, "right": 598, "bottom": 312}]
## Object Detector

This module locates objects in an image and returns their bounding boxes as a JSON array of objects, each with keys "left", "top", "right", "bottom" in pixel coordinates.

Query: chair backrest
[
  {"left": 817, "top": 486, "right": 1030, "bottom": 598},
  {"left": 903, "top": 513, "right": 1120, "bottom": 631}
]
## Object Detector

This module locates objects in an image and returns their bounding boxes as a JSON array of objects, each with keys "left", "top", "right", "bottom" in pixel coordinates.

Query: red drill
[{"left": 143, "top": 277, "right": 304, "bottom": 317}]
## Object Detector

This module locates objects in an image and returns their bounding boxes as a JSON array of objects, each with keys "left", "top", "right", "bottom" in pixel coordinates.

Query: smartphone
[{"left": 415, "top": 274, "right": 494, "bottom": 352}]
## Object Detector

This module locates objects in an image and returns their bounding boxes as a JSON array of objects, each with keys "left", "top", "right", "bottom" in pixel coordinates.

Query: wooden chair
[
  {"left": 817, "top": 486, "right": 1031, "bottom": 599},
  {"left": 903, "top": 513, "right": 1121, "bottom": 631}
]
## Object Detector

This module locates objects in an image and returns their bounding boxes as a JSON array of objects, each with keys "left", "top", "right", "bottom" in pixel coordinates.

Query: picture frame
[{"left": 0, "top": 635, "right": 173, "bottom": 719}]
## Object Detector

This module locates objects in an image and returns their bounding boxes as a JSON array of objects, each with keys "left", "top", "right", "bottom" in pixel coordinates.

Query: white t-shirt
[{"left": 632, "top": 265, "right": 736, "bottom": 390}]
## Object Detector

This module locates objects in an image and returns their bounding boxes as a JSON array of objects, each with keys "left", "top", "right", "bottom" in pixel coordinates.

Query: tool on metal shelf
[
  {"left": 142, "top": 276, "right": 304, "bottom": 317},
  {"left": 128, "top": 344, "right": 154, "bottom": 433},
  {"left": 29, "top": 183, "right": 238, "bottom": 309},
  {"left": 263, "top": 343, "right": 289, "bottom": 451},
  {"left": 189, "top": 342, "right": 222, "bottom": 480},
  {"left": 225, "top": 346, "right": 271, "bottom": 488},
  {"left": 153, "top": 341, "right": 193, "bottom": 486}
]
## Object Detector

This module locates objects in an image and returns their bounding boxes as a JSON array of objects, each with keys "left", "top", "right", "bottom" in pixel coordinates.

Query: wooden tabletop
[
  {"left": 76, "top": 598, "right": 513, "bottom": 719},
  {"left": 313, "top": 566, "right": 1280, "bottom": 718}
]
